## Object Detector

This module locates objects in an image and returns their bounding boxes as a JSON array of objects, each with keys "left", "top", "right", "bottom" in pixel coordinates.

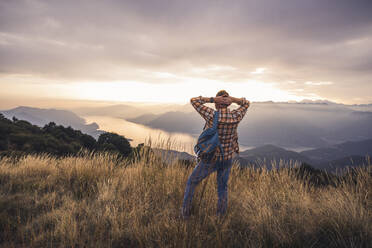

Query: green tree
[{"left": 97, "top": 132, "right": 132, "bottom": 157}]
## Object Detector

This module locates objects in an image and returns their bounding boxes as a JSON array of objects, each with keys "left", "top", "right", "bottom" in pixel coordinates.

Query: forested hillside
[
  {"left": 1, "top": 106, "right": 103, "bottom": 138},
  {"left": 0, "top": 114, "right": 131, "bottom": 157}
]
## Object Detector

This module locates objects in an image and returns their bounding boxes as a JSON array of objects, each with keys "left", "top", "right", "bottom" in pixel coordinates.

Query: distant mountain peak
[
  {"left": 241, "top": 144, "right": 298, "bottom": 155},
  {"left": 299, "top": 99, "right": 333, "bottom": 104},
  {"left": 254, "top": 99, "right": 338, "bottom": 105},
  {"left": 251, "top": 144, "right": 286, "bottom": 152}
]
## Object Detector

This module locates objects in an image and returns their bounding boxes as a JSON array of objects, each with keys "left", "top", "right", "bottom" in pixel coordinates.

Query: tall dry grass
[{"left": 0, "top": 146, "right": 371, "bottom": 247}]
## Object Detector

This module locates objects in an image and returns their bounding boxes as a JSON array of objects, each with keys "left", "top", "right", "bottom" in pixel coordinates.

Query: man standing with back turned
[{"left": 182, "top": 90, "right": 250, "bottom": 218}]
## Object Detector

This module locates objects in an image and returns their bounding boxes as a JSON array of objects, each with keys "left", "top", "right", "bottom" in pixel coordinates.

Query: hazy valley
[{"left": 2, "top": 100, "right": 372, "bottom": 172}]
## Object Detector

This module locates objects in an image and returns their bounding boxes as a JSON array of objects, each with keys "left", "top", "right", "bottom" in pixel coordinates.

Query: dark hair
[{"left": 216, "top": 90, "right": 229, "bottom": 97}]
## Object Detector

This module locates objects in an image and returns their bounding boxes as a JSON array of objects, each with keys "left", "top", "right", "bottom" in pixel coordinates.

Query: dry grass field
[{"left": 0, "top": 147, "right": 371, "bottom": 247}]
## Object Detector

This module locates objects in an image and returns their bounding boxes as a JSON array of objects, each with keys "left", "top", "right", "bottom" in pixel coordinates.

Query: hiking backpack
[{"left": 194, "top": 111, "right": 224, "bottom": 162}]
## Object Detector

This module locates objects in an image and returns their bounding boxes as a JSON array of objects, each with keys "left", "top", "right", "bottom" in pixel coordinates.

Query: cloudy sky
[{"left": 1, "top": 0, "right": 372, "bottom": 104}]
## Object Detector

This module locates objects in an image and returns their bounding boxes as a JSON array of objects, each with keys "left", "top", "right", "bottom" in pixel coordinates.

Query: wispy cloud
[
  {"left": 305, "top": 81, "right": 334, "bottom": 86},
  {"left": 250, "top": 68, "right": 267, "bottom": 74}
]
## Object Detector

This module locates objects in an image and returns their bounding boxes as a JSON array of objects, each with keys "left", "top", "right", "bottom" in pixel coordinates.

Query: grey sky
[{"left": 1, "top": 0, "right": 372, "bottom": 103}]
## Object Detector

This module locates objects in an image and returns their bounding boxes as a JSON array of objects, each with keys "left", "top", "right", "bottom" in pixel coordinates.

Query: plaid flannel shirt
[{"left": 191, "top": 96, "right": 250, "bottom": 161}]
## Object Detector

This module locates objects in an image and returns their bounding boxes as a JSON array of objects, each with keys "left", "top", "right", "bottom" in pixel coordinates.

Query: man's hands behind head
[
  {"left": 216, "top": 96, "right": 250, "bottom": 106},
  {"left": 215, "top": 96, "right": 232, "bottom": 106}
]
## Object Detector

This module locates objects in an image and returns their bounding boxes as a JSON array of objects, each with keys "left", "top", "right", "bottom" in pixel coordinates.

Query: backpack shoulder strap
[
  {"left": 212, "top": 111, "right": 219, "bottom": 128},
  {"left": 215, "top": 111, "right": 224, "bottom": 160}
]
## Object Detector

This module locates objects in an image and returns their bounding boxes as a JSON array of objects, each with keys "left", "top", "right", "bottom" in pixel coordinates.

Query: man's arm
[
  {"left": 230, "top": 97, "right": 250, "bottom": 122},
  {"left": 190, "top": 96, "right": 214, "bottom": 121}
]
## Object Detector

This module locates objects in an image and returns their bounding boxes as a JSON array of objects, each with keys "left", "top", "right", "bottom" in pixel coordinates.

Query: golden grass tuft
[{"left": 0, "top": 147, "right": 371, "bottom": 247}]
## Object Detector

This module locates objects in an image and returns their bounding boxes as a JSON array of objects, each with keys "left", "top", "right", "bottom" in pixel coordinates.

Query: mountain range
[
  {"left": 152, "top": 138, "right": 371, "bottom": 172},
  {"left": 72, "top": 103, "right": 191, "bottom": 120},
  {"left": 127, "top": 101, "right": 372, "bottom": 148},
  {"left": 2, "top": 104, "right": 371, "bottom": 172},
  {"left": 237, "top": 139, "right": 371, "bottom": 172},
  {"left": 157, "top": 138, "right": 371, "bottom": 172}
]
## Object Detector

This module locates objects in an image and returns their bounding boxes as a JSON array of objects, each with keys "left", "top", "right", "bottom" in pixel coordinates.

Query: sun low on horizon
[
  {"left": 1, "top": 71, "right": 314, "bottom": 105},
  {"left": 0, "top": 66, "right": 363, "bottom": 106},
  {"left": 72, "top": 78, "right": 307, "bottom": 103}
]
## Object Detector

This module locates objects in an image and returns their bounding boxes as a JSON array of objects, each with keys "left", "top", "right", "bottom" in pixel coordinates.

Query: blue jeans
[{"left": 182, "top": 159, "right": 233, "bottom": 217}]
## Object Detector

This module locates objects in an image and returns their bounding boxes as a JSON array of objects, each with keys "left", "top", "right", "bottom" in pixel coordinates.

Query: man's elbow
[
  {"left": 242, "top": 100, "right": 250, "bottom": 109},
  {"left": 190, "top": 97, "right": 198, "bottom": 104}
]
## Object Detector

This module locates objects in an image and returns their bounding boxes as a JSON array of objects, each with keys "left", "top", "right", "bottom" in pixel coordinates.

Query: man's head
[
  {"left": 216, "top": 90, "right": 229, "bottom": 98},
  {"left": 215, "top": 90, "right": 230, "bottom": 109}
]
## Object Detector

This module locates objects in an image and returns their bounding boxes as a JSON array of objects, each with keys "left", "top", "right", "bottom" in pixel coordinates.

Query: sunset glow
[
  {"left": 73, "top": 80, "right": 307, "bottom": 103},
  {"left": 1, "top": 76, "right": 310, "bottom": 104},
  {"left": 1, "top": 0, "right": 371, "bottom": 106}
]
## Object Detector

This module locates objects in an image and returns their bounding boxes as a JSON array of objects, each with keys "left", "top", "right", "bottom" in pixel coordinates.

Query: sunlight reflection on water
[
  {"left": 84, "top": 116, "right": 310, "bottom": 154},
  {"left": 83, "top": 115, "right": 196, "bottom": 154}
]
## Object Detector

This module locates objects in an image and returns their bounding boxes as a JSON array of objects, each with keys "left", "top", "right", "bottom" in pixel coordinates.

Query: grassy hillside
[{"left": 0, "top": 148, "right": 371, "bottom": 247}]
